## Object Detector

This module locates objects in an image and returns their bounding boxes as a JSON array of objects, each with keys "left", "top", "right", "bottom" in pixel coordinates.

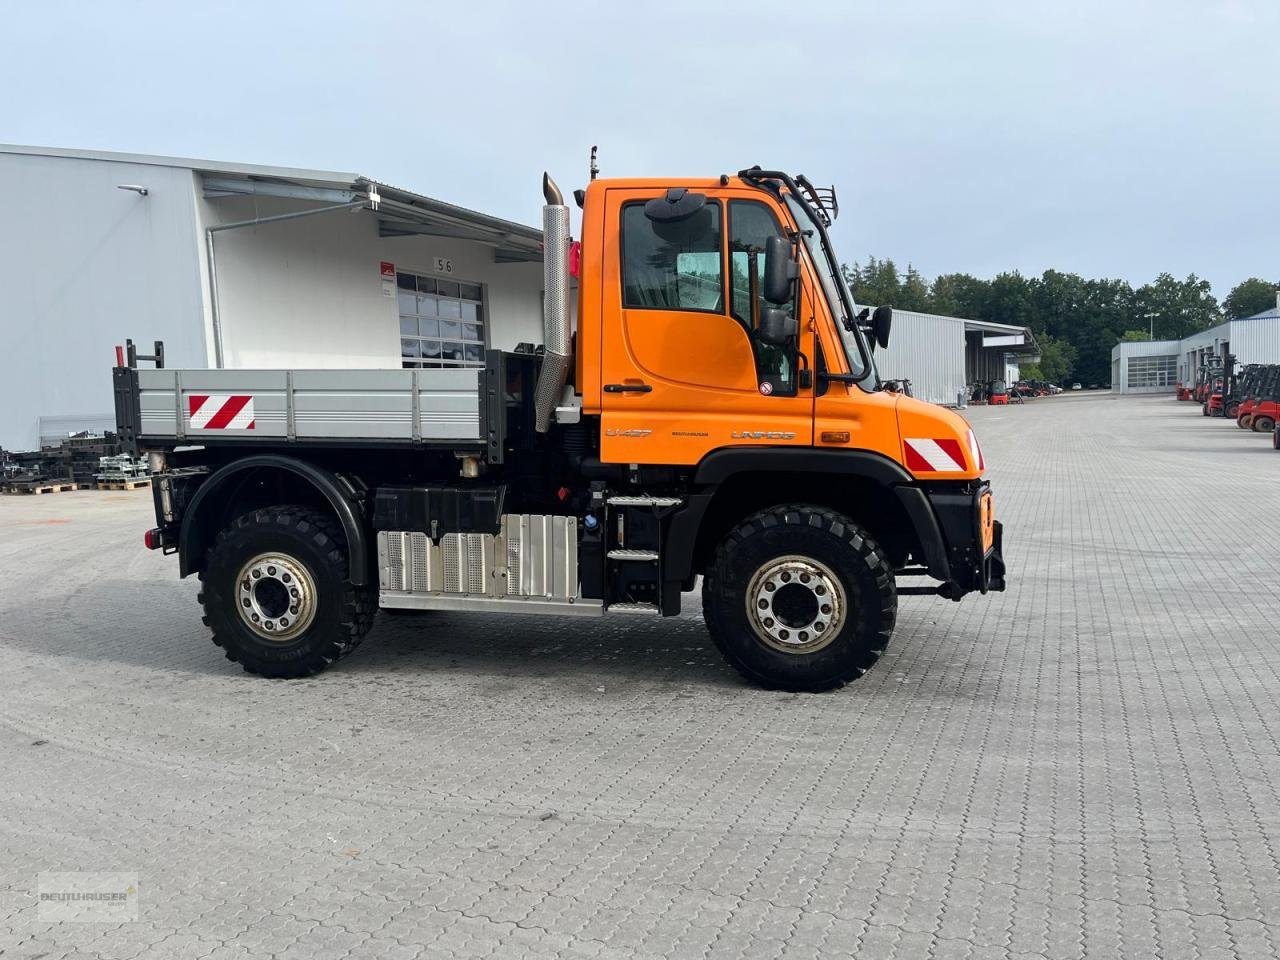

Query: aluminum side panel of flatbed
[{"left": 135, "top": 368, "right": 484, "bottom": 444}]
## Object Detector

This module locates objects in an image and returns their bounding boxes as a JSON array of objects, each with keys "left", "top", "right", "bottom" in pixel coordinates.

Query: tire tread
[
  {"left": 702, "top": 503, "right": 896, "bottom": 692},
  {"left": 198, "top": 505, "right": 375, "bottom": 678}
]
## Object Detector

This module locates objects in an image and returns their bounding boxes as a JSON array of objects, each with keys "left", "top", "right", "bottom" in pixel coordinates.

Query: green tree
[
  {"left": 843, "top": 257, "right": 902, "bottom": 308},
  {"left": 1034, "top": 333, "right": 1078, "bottom": 384},
  {"left": 984, "top": 272, "right": 1036, "bottom": 329},
  {"left": 1118, "top": 329, "right": 1153, "bottom": 342},
  {"left": 1223, "top": 278, "right": 1279, "bottom": 319},
  {"left": 897, "top": 264, "right": 932, "bottom": 312},
  {"left": 1134, "top": 273, "right": 1220, "bottom": 340},
  {"left": 930, "top": 272, "right": 989, "bottom": 318}
]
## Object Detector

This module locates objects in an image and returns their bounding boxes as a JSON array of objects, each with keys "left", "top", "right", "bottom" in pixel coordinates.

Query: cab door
[{"left": 598, "top": 187, "right": 813, "bottom": 466}]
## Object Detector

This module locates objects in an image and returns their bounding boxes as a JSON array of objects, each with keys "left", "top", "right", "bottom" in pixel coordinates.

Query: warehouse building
[
  {"left": 0, "top": 144, "right": 545, "bottom": 451},
  {"left": 872, "top": 308, "right": 1039, "bottom": 406},
  {"left": 1111, "top": 339, "right": 1181, "bottom": 394},
  {"left": 1110, "top": 295, "right": 1280, "bottom": 395}
]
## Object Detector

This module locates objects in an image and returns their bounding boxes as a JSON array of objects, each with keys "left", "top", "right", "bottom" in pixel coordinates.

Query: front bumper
[{"left": 912, "top": 481, "right": 1007, "bottom": 599}]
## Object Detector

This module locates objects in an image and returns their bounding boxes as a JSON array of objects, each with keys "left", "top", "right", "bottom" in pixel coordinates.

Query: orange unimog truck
[{"left": 114, "top": 166, "right": 1005, "bottom": 692}]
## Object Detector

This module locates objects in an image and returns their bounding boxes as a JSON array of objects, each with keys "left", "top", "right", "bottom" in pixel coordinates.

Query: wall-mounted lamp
[{"left": 117, "top": 184, "right": 149, "bottom": 196}]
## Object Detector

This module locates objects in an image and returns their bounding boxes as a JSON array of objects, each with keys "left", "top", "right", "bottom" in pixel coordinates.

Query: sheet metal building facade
[
  {"left": 872, "top": 308, "right": 1038, "bottom": 406},
  {"left": 0, "top": 145, "right": 546, "bottom": 452}
]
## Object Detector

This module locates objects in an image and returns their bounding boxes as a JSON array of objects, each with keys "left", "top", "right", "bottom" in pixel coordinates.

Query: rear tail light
[{"left": 143, "top": 528, "right": 161, "bottom": 550}]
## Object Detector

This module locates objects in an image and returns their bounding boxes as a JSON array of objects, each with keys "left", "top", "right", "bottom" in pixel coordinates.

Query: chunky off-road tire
[
  {"left": 702, "top": 504, "right": 897, "bottom": 692},
  {"left": 1239, "top": 415, "right": 1252, "bottom": 429},
  {"left": 199, "top": 506, "right": 375, "bottom": 677},
  {"left": 1253, "top": 416, "right": 1275, "bottom": 433}
]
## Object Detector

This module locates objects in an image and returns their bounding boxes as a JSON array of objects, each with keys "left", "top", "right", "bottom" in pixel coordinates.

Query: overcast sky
[{"left": 4, "top": 1, "right": 1276, "bottom": 296}]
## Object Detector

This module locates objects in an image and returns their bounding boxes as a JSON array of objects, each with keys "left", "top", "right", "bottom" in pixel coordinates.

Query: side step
[
  {"left": 607, "top": 495, "right": 682, "bottom": 507},
  {"left": 606, "top": 602, "right": 662, "bottom": 616},
  {"left": 607, "top": 549, "right": 659, "bottom": 561}
]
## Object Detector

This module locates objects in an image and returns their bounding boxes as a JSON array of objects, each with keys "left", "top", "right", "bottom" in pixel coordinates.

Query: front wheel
[
  {"left": 199, "top": 506, "right": 375, "bottom": 677},
  {"left": 1254, "top": 416, "right": 1275, "bottom": 433},
  {"left": 702, "top": 505, "right": 897, "bottom": 692}
]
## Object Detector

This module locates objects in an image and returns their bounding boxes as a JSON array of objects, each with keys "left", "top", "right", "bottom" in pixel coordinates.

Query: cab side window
[
  {"left": 729, "top": 200, "right": 796, "bottom": 394},
  {"left": 620, "top": 201, "right": 722, "bottom": 312}
]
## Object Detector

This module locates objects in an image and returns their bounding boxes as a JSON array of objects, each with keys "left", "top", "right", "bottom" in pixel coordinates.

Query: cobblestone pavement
[{"left": 2, "top": 393, "right": 1280, "bottom": 959}]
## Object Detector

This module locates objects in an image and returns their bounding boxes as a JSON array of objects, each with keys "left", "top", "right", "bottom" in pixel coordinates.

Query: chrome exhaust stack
[{"left": 534, "top": 172, "right": 572, "bottom": 433}]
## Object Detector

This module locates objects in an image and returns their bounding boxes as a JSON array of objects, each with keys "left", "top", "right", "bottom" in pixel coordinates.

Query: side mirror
[
  {"left": 871, "top": 304, "right": 893, "bottom": 349},
  {"left": 762, "top": 235, "right": 798, "bottom": 305},
  {"left": 758, "top": 307, "right": 797, "bottom": 346}
]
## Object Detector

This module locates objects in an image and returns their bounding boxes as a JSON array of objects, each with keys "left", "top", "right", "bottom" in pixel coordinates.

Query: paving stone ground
[{"left": 2, "top": 392, "right": 1279, "bottom": 959}]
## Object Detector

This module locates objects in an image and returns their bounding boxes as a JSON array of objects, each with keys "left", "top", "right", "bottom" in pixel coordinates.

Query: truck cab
[{"left": 117, "top": 166, "right": 1006, "bottom": 692}]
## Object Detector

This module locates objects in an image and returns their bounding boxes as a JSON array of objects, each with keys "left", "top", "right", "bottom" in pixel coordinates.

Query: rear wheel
[
  {"left": 702, "top": 505, "right": 896, "bottom": 692},
  {"left": 1254, "top": 416, "right": 1275, "bottom": 433},
  {"left": 1225, "top": 401, "right": 1240, "bottom": 418},
  {"left": 1239, "top": 415, "right": 1252, "bottom": 429},
  {"left": 1202, "top": 404, "right": 1210, "bottom": 417},
  {"left": 199, "top": 506, "right": 375, "bottom": 677}
]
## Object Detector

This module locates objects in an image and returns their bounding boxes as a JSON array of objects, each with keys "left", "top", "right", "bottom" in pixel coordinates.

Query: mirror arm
[{"left": 818, "top": 371, "right": 861, "bottom": 384}]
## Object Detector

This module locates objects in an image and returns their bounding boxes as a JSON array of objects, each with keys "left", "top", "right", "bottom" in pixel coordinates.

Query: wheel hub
[
  {"left": 746, "top": 555, "right": 846, "bottom": 654},
  {"left": 235, "top": 553, "right": 317, "bottom": 642}
]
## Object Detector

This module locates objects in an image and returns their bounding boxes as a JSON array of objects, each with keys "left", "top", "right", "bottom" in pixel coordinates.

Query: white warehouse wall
[
  {"left": 197, "top": 195, "right": 545, "bottom": 369},
  {"left": 0, "top": 153, "right": 208, "bottom": 451},
  {"left": 873, "top": 309, "right": 966, "bottom": 406}
]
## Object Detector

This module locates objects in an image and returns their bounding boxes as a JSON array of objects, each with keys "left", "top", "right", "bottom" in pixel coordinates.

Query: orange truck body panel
[{"left": 576, "top": 176, "right": 982, "bottom": 481}]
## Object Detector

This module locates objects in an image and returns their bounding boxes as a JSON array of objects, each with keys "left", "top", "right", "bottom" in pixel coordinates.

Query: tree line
[{"left": 843, "top": 258, "right": 1279, "bottom": 387}]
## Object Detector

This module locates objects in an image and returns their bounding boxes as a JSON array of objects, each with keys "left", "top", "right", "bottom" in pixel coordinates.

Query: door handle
[{"left": 604, "top": 383, "right": 652, "bottom": 393}]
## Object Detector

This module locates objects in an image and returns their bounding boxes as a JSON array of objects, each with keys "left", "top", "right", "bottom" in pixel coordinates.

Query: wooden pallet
[
  {"left": 95, "top": 478, "right": 151, "bottom": 491},
  {"left": 4, "top": 481, "right": 81, "bottom": 495}
]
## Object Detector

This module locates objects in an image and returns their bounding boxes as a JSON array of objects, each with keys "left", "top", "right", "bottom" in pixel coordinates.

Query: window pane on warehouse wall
[{"left": 398, "top": 271, "right": 486, "bottom": 368}]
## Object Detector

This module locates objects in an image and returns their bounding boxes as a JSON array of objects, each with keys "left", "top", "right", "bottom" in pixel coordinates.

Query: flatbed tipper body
[
  {"left": 119, "top": 165, "right": 1006, "bottom": 692},
  {"left": 117, "top": 366, "right": 491, "bottom": 447}
]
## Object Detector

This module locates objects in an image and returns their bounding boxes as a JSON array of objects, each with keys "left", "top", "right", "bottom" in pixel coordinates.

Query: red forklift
[
  {"left": 1238, "top": 365, "right": 1279, "bottom": 430},
  {"left": 1246, "top": 366, "right": 1280, "bottom": 434},
  {"left": 988, "top": 379, "right": 1010, "bottom": 406},
  {"left": 1222, "top": 362, "right": 1261, "bottom": 420},
  {"left": 1205, "top": 355, "right": 1243, "bottom": 418},
  {"left": 1195, "top": 358, "right": 1223, "bottom": 405}
]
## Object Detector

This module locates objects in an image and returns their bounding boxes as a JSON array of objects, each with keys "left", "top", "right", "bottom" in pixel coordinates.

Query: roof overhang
[
  {"left": 198, "top": 170, "right": 543, "bottom": 263},
  {"left": 964, "top": 318, "right": 1039, "bottom": 355}
]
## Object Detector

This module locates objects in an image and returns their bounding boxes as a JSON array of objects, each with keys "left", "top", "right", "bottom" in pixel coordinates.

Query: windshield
[{"left": 783, "top": 194, "right": 875, "bottom": 383}]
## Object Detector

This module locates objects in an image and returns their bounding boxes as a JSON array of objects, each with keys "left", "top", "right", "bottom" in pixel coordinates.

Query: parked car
[{"left": 1071, "top": 382, "right": 1082, "bottom": 390}]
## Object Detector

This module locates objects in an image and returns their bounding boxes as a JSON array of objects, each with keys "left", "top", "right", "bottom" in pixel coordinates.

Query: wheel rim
[
  {"left": 745, "top": 555, "right": 846, "bottom": 655},
  {"left": 235, "top": 552, "right": 318, "bottom": 642}
]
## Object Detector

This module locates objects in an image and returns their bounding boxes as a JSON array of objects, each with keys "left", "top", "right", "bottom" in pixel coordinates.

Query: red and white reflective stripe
[
  {"left": 188, "top": 394, "right": 255, "bottom": 430},
  {"left": 967, "top": 428, "right": 985, "bottom": 472},
  {"left": 903, "top": 437, "right": 967, "bottom": 473}
]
